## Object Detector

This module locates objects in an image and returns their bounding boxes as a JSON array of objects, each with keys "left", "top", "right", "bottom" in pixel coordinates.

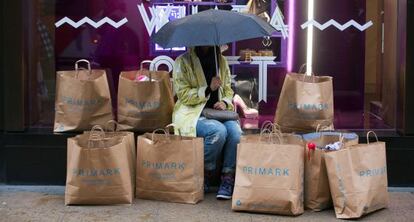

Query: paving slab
[{"left": 0, "top": 186, "right": 413, "bottom": 222}]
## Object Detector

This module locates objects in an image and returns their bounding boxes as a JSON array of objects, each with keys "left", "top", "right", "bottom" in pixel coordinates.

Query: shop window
[{"left": 23, "top": 0, "right": 400, "bottom": 133}]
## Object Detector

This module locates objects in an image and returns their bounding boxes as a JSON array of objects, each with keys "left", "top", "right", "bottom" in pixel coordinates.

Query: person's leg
[
  {"left": 222, "top": 120, "right": 242, "bottom": 173},
  {"left": 196, "top": 117, "right": 227, "bottom": 192},
  {"left": 217, "top": 120, "right": 242, "bottom": 200}
]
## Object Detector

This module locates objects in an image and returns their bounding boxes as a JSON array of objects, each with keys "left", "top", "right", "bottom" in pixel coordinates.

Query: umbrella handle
[{"left": 214, "top": 46, "right": 221, "bottom": 78}]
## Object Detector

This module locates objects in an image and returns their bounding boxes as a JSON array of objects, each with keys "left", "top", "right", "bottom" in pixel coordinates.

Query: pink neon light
[{"left": 287, "top": 0, "right": 295, "bottom": 72}]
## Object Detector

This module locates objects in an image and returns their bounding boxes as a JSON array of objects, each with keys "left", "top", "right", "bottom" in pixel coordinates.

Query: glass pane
[
  {"left": 23, "top": 0, "right": 399, "bottom": 133},
  {"left": 289, "top": 0, "right": 396, "bottom": 132},
  {"left": 25, "top": 0, "right": 56, "bottom": 128}
]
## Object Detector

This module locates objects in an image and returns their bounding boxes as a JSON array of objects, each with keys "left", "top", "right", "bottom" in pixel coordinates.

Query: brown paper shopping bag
[
  {"left": 232, "top": 129, "right": 305, "bottom": 215},
  {"left": 274, "top": 72, "right": 334, "bottom": 133},
  {"left": 118, "top": 61, "right": 174, "bottom": 131},
  {"left": 302, "top": 131, "right": 358, "bottom": 211},
  {"left": 65, "top": 129, "right": 133, "bottom": 205},
  {"left": 324, "top": 132, "right": 388, "bottom": 219},
  {"left": 54, "top": 59, "right": 113, "bottom": 132},
  {"left": 83, "top": 122, "right": 136, "bottom": 196},
  {"left": 136, "top": 126, "right": 204, "bottom": 204}
]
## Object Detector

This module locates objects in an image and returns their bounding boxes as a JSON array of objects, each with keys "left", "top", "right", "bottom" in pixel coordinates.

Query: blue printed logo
[
  {"left": 142, "top": 160, "right": 185, "bottom": 171},
  {"left": 288, "top": 102, "right": 329, "bottom": 111},
  {"left": 359, "top": 166, "right": 386, "bottom": 177},
  {"left": 125, "top": 98, "right": 160, "bottom": 111},
  {"left": 57, "top": 124, "right": 65, "bottom": 131},
  {"left": 72, "top": 168, "right": 121, "bottom": 177},
  {"left": 236, "top": 200, "right": 242, "bottom": 206},
  {"left": 242, "top": 166, "right": 289, "bottom": 176},
  {"left": 61, "top": 96, "right": 103, "bottom": 107}
]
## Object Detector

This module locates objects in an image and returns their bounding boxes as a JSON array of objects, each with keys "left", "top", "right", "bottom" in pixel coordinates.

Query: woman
[{"left": 172, "top": 46, "right": 242, "bottom": 200}]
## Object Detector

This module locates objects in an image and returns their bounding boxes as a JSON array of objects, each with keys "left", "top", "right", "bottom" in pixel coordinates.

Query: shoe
[
  {"left": 216, "top": 174, "right": 235, "bottom": 200},
  {"left": 233, "top": 94, "right": 259, "bottom": 119}
]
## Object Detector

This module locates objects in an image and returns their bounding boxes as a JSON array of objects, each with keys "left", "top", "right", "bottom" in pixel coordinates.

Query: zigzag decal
[
  {"left": 55, "top": 17, "right": 128, "bottom": 29},
  {"left": 301, "top": 19, "right": 373, "bottom": 31}
]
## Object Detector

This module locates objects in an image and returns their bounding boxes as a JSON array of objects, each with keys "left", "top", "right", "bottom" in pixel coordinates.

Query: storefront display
[
  {"left": 1, "top": 0, "right": 413, "bottom": 188},
  {"left": 13, "top": 0, "right": 381, "bottom": 131}
]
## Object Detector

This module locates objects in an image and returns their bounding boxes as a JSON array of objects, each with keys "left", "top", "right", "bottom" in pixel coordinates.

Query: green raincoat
[{"left": 172, "top": 48, "right": 234, "bottom": 137}]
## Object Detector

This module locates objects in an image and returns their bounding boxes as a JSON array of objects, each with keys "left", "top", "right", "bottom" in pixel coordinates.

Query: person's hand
[
  {"left": 210, "top": 77, "right": 222, "bottom": 91},
  {"left": 214, "top": 101, "right": 226, "bottom": 110}
]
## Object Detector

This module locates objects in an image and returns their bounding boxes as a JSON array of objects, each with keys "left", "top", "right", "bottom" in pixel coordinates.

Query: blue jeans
[{"left": 196, "top": 117, "right": 242, "bottom": 173}]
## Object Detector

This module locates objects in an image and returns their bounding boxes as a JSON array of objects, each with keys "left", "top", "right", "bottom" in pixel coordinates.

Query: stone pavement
[{"left": 0, "top": 186, "right": 413, "bottom": 222}]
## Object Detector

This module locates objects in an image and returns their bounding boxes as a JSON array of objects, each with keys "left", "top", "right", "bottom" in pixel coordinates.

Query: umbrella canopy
[{"left": 151, "top": 9, "right": 276, "bottom": 48}]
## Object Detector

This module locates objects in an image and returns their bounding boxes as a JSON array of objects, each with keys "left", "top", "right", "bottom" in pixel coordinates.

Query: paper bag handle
[
  {"left": 297, "top": 63, "right": 316, "bottom": 83},
  {"left": 316, "top": 127, "right": 347, "bottom": 149},
  {"left": 259, "top": 128, "right": 283, "bottom": 144},
  {"left": 299, "top": 63, "right": 307, "bottom": 74},
  {"left": 315, "top": 123, "right": 333, "bottom": 133},
  {"left": 140, "top": 60, "right": 152, "bottom": 70},
  {"left": 75, "top": 59, "right": 92, "bottom": 79},
  {"left": 259, "top": 128, "right": 272, "bottom": 143},
  {"left": 302, "top": 73, "right": 315, "bottom": 83},
  {"left": 272, "top": 128, "right": 284, "bottom": 144},
  {"left": 88, "top": 125, "right": 105, "bottom": 148},
  {"left": 90, "top": 125, "right": 105, "bottom": 137},
  {"left": 75, "top": 59, "right": 91, "bottom": 71},
  {"left": 315, "top": 124, "right": 322, "bottom": 133},
  {"left": 260, "top": 120, "right": 274, "bottom": 132},
  {"left": 366, "top": 131, "right": 379, "bottom": 144},
  {"left": 139, "top": 60, "right": 153, "bottom": 82},
  {"left": 151, "top": 128, "right": 169, "bottom": 142},
  {"left": 259, "top": 122, "right": 284, "bottom": 144},
  {"left": 165, "top": 123, "right": 182, "bottom": 138},
  {"left": 339, "top": 133, "right": 345, "bottom": 144},
  {"left": 260, "top": 121, "right": 281, "bottom": 133},
  {"left": 104, "top": 120, "right": 123, "bottom": 132}
]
